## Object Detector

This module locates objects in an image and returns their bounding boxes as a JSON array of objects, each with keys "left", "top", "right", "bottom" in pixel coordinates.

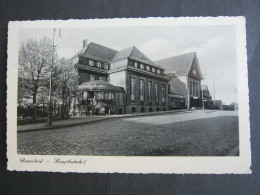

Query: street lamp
[{"left": 47, "top": 28, "right": 61, "bottom": 126}]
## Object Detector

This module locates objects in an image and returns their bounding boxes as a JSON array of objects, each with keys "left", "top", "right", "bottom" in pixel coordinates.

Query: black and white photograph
[{"left": 7, "top": 17, "right": 251, "bottom": 174}]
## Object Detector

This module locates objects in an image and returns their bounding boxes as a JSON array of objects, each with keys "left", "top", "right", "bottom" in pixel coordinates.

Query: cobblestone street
[{"left": 17, "top": 110, "right": 239, "bottom": 156}]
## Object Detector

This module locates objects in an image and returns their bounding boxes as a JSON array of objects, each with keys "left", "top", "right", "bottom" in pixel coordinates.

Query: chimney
[{"left": 83, "top": 39, "right": 88, "bottom": 48}]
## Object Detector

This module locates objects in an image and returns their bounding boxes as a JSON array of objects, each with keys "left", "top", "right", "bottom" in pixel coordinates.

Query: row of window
[
  {"left": 88, "top": 59, "right": 109, "bottom": 70},
  {"left": 134, "top": 61, "right": 163, "bottom": 75},
  {"left": 85, "top": 58, "right": 164, "bottom": 75},
  {"left": 189, "top": 81, "right": 200, "bottom": 96},
  {"left": 89, "top": 74, "right": 107, "bottom": 82},
  {"left": 80, "top": 91, "right": 115, "bottom": 100},
  {"left": 168, "top": 97, "right": 185, "bottom": 103},
  {"left": 130, "top": 77, "right": 166, "bottom": 102},
  {"left": 132, "top": 107, "right": 166, "bottom": 113}
]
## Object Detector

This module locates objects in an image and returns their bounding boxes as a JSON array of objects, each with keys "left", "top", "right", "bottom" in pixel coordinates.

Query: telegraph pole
[
  {"left": 186, "top": 74, "right": 190, "bottom": 110},
  {"left": 201, "top": 74, "right": 205, "bottom": 110},
  {"left": 201, "top": 88, "right": 204, "bottom": 110},
  {"left": 213, "top": 74, "right": 216, "bottom": 106},
  {"left": 47, "top": 28, "right": 61, "bottom": 126}
]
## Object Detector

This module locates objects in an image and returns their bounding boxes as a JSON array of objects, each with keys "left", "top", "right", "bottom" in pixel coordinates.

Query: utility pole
[
  {"left": 201, "top": 88, "right": 204, "bottom": 110},
  {"left": 201, "top": 74, "right": 205, "bottom": 110},
  {"left": 47, "top": 28, "right": 61, "bottom": 126},
  {"left": 234, "top": 88, "right": 237, "bottom": 110},
  {"left": 213, "top": 74, "right": 216, "bottom": 106},
  {"left": 186, "top": 74, "right": 190, "bottom": 110}
]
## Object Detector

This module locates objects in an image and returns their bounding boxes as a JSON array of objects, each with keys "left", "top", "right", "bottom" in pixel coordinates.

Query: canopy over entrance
[{"left": 78, "top": 80, "right": 124, "bottom": 92}]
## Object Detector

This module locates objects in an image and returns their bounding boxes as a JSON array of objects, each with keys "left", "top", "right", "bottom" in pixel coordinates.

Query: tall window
[
  {"left": 89, "top": 59, "right": 94, "bottom": 66},
  {"left": 131, "top": 77, "right": 136, "bottom": 101},
  {"left": 146, "top": 65, "right": 150, "bottom": 71},
  {"left": 148, "top": 81, "right": 152, "bottom": 102},
  {"left": 162, "top": 84, "right": 166, "bottom": 102},
  {"left": 155, "top": 82, "right": 159, "bottom": 102},
  {"left": 196, "top": 83, "right": 199, "bottom": 96},
  {"left": 134, "top": 62, "right": 138, "bottom": 68},
  {"left": 83, "top": 91, "right": 87, "bottom": 99},
  {"left": 193, "top": 82, "right": 195, "bottom": 96},
  {"left": 140, "top": 64, "right": 144, "bottom": 69},
  {"left": 97, "top": 62, "right": 101, "bottom": 68},
  {"left": 104, "top": 63, "right": 109, "bottom": 69},
  {"left": 140, "top": 79, "right": 144, "bottom": 101},
  {"left": 152, "top": 67, "right": 155, "bottom": 72},
  {"left": 189, "top": 81, "right": 192, "bottom": 95},
  {"left": 104, "top": 92, "right": 109, "bottom": 99},
  {"left": 90, "top": 74, "right": 95, "bottom": 81},
  {"left": 97, "top": 92, "right": 104, "bottom": 99},
  {"left": 111, "top": 92, "right": 115, "bottom": 100},
  {"left": 157, "top": 69, "right": 160, "bottom": 74}
]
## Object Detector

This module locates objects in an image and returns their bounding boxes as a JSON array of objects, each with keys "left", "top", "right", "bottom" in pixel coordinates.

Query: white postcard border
[{"left": 7, "top": 17, "right": 251, "bottom": 174}]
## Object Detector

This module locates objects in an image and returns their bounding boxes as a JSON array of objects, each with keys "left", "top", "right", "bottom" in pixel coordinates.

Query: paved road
[{"left": 17, "top": 110, "right": 239, "bottom": 156}]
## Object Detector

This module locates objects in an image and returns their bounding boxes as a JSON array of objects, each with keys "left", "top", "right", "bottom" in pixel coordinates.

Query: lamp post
[{"left": 47, "top": 28, "right": 61, "bottom": 126}]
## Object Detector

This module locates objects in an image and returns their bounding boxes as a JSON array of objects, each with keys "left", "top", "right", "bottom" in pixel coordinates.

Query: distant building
[
  {"left": 213, "top": 100, "right": 223, "bottom": 110},
  {"left": 201, "top": 85, "right": 213, "bottom": 109},
  {"left": 71, "top": 40, "right": 170, "bottom": 115},
  {"left": 155, "top": 52, "right": 203, "bottom": 109}
]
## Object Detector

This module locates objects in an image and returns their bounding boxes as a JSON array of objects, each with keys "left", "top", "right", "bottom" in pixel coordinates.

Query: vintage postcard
[{"left": 7, "top": 17, "right": 251, "bottom": 174}]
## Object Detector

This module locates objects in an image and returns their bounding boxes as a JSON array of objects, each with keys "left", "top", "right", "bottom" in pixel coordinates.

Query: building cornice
[
  {"left": 76, "top": 64, "right": 109, "bottom": 74},
  {"left": 126, "top": 66, "right": 171, "bottom": 81}
]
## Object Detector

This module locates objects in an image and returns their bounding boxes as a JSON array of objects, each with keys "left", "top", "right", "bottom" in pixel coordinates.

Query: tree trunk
[{"left": 32, "top": 90, "right": 37, "bottom": 120}]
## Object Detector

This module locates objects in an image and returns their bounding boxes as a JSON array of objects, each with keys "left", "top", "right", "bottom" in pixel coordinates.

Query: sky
[{"left": 19, "top": 25, "right": 238, "bottom": 104}]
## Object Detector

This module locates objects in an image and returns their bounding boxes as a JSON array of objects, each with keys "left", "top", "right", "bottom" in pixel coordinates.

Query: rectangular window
[
  {"left": 157, "top": 69, "right": 160, "bottom": 74},
  {"left": 83, "top": 91, "right": 87, "bottom": 99},
  {"left": 148, "top": 81, "right": 152, "bottom": 102},
  {"left": 90, "top": 74, "right": 95, "bottom": 81},
  {"left": 196, "top": 83, "right": 199, "bottom": 96},
  {"left": 134, "top": 62, "right": 138, "bottom": 68},
  {"left": 162, "top": 84, "right": 166, "bottom": 102},
  {"left": 99, "top": 76, "right": 103, "bottom": 81},
  {"left": 105, "top": 92, "right": 109, "bottom": 99},
  {"left": 146, "top": 65, "right": 150, "bottom": 71},
  {"left": 155, "top": 82, "right": 159, "bottom": 102},
  {"left": 140, "top": 64, "right": 144, "bottom": 69},
  {"left": 89, "top": 59, "right": 94, "bottom": 66},
  {"left": 97, "top": 92, "right": 104, "bottom": 99},
  {"left": 104, "top": 63, "right": 109, "bottom": 70},
  {"left": 152, "top": 67, "right": 155, "bottom": 72},
  {"left": 193, "top": 82, "right": 195, "bottom": 96},
  {"left": 97, "top": 62, "right": 101, "bottom": 68},
  {"left": 140, "top": 79, "right": 144, "bottom": 101},
  {"left": 111, "top": 92, "right": 115, "bottom": 100},
  {"left": 189, "top": 81, "right": 192, "bottom": 95},
  {"left": 109, "top": 92, "right": 115, "bottom": 100},
  {"left": 130, "top": 77, "right": 136, "bottom": 101}
]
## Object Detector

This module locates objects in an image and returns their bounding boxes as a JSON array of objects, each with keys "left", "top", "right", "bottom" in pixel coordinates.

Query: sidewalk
[{"left": 18, "top": 109, "right": 190, "bottom": 133}]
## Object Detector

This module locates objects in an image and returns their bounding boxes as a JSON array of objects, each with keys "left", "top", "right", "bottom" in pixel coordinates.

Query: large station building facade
[{"left": 71, "top": 40, "right": 204, "bottom": 115}]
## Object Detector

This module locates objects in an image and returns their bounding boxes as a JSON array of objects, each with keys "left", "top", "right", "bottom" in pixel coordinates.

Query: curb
[{"left": 18, "top": 109, "right": 192, "bottom": 133}]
